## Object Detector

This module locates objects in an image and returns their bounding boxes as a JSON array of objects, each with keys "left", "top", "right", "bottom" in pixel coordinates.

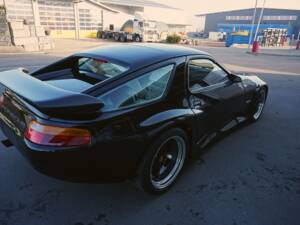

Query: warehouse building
[
  {"left": 195, "top": 8, "right": 300, "bottom": 38},
  {"left": 1, "top": 0, "right": 188, "bottom": 39}
]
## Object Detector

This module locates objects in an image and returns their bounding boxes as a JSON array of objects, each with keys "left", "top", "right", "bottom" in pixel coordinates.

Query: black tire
[
  {"left": 134, "top": 128, "right": 188, "bottom": 194},
  {"left": 114, "top": 34, "right": 119, "bottom": 41},
  {"left": 247, "top": 87, "right": 267, "bottom": 122},
  {"left": 120, "top": 35, "right": 126, "bottom": 42},
  {"left": 134, "top": 35, "right": 141, "bottom": 42}
]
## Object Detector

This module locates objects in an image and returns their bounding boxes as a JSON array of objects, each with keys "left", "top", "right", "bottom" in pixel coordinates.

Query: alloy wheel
[{"left": 150, "top": 136, "right": 186, "bottom": 190}]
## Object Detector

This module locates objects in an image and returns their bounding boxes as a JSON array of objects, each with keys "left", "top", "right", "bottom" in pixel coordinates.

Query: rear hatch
[
  {"left": 0, "top": 68, "right": 103, "bottom": 145},
  {"left": 0, "top": 82, "right": 32, "bottom": 146}
]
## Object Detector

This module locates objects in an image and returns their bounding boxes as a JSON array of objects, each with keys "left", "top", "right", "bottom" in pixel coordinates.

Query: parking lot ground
[{"left": 0, "top": 40, "right": 300, "bottom": 225}]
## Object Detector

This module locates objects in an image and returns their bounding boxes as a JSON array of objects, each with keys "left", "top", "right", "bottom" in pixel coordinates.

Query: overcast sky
[{"left": 159, "top": 0, "right": 300, "bottom": 14}]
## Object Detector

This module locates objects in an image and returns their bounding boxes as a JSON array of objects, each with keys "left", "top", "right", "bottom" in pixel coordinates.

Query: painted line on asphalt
[
  {"left": 224, "top": 63, "right": 300, "bottom": 76},
  {"left": 0, "top": 65, "right": 43, "bottom": 69}
]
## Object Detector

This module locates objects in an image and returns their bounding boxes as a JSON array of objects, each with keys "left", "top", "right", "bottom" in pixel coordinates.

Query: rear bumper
[
  {"left": 24, "top": 143, "right": 135, "bottom": 182},
  {"left": 1, "top": 123, "right": 143, "bottom": 182}
]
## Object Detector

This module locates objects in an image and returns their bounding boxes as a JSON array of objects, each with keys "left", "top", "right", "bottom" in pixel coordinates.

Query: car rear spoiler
[{"left": 0, "top": 68, "right": 103, "bottom": 118}]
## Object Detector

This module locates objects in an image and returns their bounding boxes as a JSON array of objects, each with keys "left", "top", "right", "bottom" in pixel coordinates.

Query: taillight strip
[{"left": 25, "top": 120, "right": 91, "bottom": 147}]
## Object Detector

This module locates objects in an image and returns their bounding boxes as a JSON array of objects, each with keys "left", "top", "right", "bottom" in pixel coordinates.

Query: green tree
[{"left": 166, "top": 34, "right": 181, "bottom": 44}]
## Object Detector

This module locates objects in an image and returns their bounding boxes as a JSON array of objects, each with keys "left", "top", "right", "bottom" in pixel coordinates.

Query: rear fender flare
[{"left": 139, "top": 109, "right": 197, "bottom": 155}]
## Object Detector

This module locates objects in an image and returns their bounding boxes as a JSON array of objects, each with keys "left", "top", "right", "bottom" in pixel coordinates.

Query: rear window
[{"left": 78, "top": 57, "right": 129, "bottom": 79}]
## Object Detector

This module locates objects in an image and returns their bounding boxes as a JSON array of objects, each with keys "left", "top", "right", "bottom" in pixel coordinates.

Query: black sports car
[{"left": 0, "top": 44, "right": 268, "bottom": 193}]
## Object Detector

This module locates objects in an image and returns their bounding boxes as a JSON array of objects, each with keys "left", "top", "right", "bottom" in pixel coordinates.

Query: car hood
[{"left": 237, "top": 74, "right": 267, "bottom": 87}]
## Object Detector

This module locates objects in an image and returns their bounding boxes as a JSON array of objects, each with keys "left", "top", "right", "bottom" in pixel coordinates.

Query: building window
[
  {"left": 225, "top": 15, "right": 297, "bottom": 21},
  {"left": 38, "top": 0, "right": 75, "bottom": 30},
  {"left": 6, "top": 0, "right": 34, "bottom": 24},
  {"left": 225, "top": 16, "right": 253, "bottom": 21},
  {"left": 263, "top": 15, "right": 297, "bottom": 21},
  {"left": 78, "top": 8, "right": 102, "bottom": 31}
]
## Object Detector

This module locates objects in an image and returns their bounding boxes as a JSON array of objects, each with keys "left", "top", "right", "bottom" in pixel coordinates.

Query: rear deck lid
[{"left": 0, "top": 68, "right": 103, "bottom": 118}]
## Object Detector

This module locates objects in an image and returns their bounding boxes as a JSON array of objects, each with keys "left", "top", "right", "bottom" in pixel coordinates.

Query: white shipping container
[{"left": 209, "top": 32, "right": 223, "bottom": 41}]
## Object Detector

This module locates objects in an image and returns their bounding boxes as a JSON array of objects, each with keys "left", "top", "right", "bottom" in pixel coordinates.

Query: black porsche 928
[{"left": 0, "top": 44, "right": 268, "bottom": 193}]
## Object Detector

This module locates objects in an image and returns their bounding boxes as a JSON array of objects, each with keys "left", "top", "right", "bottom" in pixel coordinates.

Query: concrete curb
[
  {"left": 246, "top": 50, "right": 300, "bottom": 58},
  {"left": 258, "top": 52, "right": 300, "bottom": 58},
  {"left": 0, "top": 46, "right": 25, "bottom": 54}
]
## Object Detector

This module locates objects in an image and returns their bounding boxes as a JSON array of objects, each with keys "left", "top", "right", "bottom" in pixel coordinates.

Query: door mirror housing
[{"left": 229, "top": 73, "right": 242, "bottom": 83}]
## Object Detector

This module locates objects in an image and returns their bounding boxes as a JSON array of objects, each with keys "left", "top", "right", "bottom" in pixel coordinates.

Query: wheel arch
[
  {"left": 144, "top": 121, "right": 194, "bottom": 158},
  {"left": 262, "top": 84, "right": 268, "bottom": 96}
]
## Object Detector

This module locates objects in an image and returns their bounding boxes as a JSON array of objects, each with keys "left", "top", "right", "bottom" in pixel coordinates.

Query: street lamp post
[
  {"left": 248, "top": 0, "right": 258, "bottom": 51},
  {"left": 253, "top": 0, "right": 266, "bottom": 43},
  {"left": 251, "top": 0, "right": 266, "bottom": 53}
]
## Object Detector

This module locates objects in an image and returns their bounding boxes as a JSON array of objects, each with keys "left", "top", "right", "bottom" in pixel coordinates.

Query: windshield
[{"left": 78, "top": 57, "right": 129, "bottom": 79}]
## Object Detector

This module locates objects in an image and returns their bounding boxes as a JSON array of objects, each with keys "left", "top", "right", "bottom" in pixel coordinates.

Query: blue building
[{"left": 195, "top": 8, "right": 300, "bottom": 38}]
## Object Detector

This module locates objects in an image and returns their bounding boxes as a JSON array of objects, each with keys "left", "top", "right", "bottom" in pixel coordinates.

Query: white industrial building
[{"left": 0, "top": 0, "right": 190, "bottom": 38}]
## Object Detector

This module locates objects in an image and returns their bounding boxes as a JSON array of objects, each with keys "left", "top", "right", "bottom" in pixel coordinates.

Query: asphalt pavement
[{"left": 0, "top": 41, "right": 299, "bottom": 225}]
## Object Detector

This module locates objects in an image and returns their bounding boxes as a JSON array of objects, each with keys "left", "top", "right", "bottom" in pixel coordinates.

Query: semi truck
[{"left": 97, "top": 15, "right": 168, "bottom": 42}]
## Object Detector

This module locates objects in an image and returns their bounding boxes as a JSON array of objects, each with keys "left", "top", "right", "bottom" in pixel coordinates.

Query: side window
[
  {"left": 97, "top": 65, "right": 174, "bottom": 112},
  {"left": 188, "top": 59, "right": 229, "bottom": 92}
]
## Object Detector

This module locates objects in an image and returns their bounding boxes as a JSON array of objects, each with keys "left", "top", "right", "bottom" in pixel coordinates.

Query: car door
[{"left": 186, "top": 57, "right": 245, "bottom": 140}]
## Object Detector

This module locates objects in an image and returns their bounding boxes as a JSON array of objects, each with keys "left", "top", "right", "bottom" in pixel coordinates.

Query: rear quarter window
[{"left": 97, "top": 64, "right": 174, "bottom": 112}]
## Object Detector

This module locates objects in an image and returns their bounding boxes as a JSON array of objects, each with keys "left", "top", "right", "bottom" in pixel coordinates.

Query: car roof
[{"left": 76, "top": 44, "right": 210, "bottom": 70}]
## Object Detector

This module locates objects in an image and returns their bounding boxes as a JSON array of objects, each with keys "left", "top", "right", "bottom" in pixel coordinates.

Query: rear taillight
[{"left": 25, "top": 121, "right": 91, "bottom": 147}]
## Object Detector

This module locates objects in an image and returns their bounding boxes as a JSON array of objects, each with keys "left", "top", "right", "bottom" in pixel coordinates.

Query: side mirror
[
  {"left": 229, "top": 73, "right": 242, "bottom": 83},
  {"left": 20, "top": 67, "right": 29, "bottom": 74}
]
